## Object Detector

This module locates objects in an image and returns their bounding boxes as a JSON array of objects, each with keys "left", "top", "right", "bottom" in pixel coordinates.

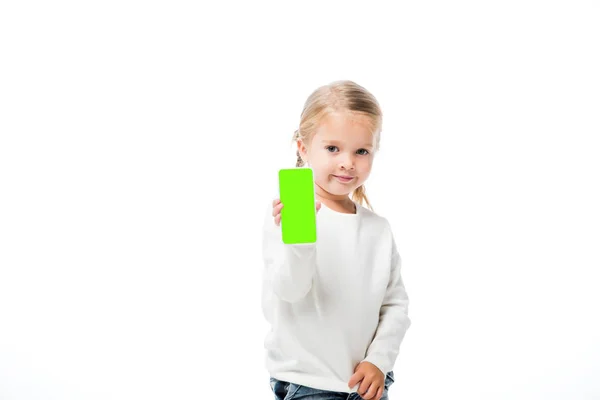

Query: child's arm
[
  {"left": 262, "top": 204, "right": 317, "bottom": 303},
  {"left": 361, "top": 233, "right": 412, "bottom": 374}
]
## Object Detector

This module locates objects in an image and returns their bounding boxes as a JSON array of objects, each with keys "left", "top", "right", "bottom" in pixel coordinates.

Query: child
[{"left": 262, "top": 80, "right": 411, "bottom": 400}]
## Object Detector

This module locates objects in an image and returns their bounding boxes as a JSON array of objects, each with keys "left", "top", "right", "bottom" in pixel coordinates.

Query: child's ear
[{"left": 296, "top": 140, "right": 309, "bottom": 163}]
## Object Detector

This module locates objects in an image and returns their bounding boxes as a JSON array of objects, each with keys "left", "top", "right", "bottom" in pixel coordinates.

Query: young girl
[{"left": 262, "top": 80, "right": 411, "bottom": 400}]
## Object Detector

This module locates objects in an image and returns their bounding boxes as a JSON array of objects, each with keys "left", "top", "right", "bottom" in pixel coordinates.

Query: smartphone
[{"left": 278, "top": 167, "right": 317, "bottom": 244}]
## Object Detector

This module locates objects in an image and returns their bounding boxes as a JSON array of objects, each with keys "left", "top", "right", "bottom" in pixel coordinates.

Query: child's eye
[
  {"left": 326, "top": 146, "right": 338, "bottom": 152},
  {"left": 357, "top": 149, "right": 370, "bottom": 155}
]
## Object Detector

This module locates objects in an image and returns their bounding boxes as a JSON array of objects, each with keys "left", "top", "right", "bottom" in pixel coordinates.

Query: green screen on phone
[{"left": 278, "top": 168, "right": 317, "bottom": 244}]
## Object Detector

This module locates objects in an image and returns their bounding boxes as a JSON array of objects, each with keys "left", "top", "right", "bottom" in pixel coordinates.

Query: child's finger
[
  {"left": 348, "top": 370, "right": 365, "bottom": 389},
  {"left": 272, "top": 198, "right": 281, "bottom": 207},
  {"left": 274, "top": 215, "right": 281, "bottom": 226},
  {"left": 316, "top": 201, "right": 321, "bottom": 213},
  {"left": 272, "top": 203, "right": 284, "bottom": 217},
  {"left": 357, "top": 378, "right": 372, "bottom": 399},
  {"left": 361, "top": 382, "right": 378, "bottom": 399},
  {"left": 374, "top": 386, "right": 383, "bottom": 400}
]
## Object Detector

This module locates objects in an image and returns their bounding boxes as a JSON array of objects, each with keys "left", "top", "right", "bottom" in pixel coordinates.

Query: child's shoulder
[{"left": 357, "top": 203, "right": 393, "bottom": 230}]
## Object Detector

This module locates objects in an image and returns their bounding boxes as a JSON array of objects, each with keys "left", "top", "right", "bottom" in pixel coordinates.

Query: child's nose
[{"left": 340, "top": 156, "right": 355, "bottom": 170}]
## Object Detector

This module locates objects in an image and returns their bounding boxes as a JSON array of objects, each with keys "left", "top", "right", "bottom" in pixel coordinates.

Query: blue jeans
[{"left": 269, "top": 371, "right": 394, "bottom": 400}]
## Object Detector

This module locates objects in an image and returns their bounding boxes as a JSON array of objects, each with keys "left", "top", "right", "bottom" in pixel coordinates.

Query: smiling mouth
[{"left": 333, "top": 175, "right": 355, "bottom": 182}]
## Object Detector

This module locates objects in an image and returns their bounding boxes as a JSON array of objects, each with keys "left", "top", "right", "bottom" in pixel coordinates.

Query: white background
[{"left": 1, "top": 1, "right": 599, "bottom": 399}]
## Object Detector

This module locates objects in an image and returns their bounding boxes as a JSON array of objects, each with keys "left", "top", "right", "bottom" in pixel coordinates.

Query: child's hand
[
  {"left": 272, "top": 198, "right": 321, "bottom": 226},
  {"left": 348, "top": 361, "right": 385, "bottom": 400}
]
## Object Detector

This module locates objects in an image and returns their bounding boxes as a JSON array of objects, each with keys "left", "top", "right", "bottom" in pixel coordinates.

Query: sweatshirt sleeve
[
  {"left": 361, "top": 232, "right": 412, "bottom": 374},
  {"left": 261, "top": 204, "right": 317, "bottom": 303}
]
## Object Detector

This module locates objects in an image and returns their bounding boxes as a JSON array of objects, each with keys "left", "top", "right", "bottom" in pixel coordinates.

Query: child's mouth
[{"left": 333, "top": 175, "right": 354, "bottom": 183}]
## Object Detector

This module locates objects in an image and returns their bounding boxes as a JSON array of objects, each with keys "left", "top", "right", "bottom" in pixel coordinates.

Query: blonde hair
[{"left": 292, "top": 80, "right": 382, "bottom": 211}]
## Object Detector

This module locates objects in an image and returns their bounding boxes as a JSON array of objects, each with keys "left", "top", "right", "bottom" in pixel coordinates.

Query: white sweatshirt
[{"left": 261, "top": 200, "right": 411, "bottom": 393}]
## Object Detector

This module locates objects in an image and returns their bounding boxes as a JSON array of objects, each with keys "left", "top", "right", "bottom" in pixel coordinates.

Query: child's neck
[{"left": 315, "top": 194, "right": 356, "bottom": 214}]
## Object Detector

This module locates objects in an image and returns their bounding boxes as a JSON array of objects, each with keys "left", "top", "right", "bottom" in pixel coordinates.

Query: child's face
[{"left": 298, "top": 111, "right": 375, "bottom": 200}]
